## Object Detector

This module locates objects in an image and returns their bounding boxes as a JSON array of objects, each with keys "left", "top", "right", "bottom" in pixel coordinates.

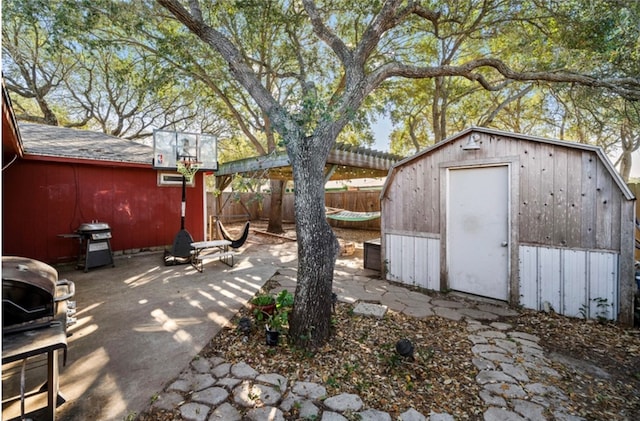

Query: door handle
[{"left": 501, "top": 241, "right": 508, "bottom": 247}]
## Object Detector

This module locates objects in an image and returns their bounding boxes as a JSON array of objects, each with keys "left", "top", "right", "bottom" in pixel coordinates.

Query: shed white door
[{"left": 448, "top": 166, "right": 509, "bottom": 300}]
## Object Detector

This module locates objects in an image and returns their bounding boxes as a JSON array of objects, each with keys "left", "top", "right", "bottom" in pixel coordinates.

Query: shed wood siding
[
  {"left": 381, "top": 128, "right": 635, "bottom": 324},
  {"left": 383, "top": 132, "right": 624, "bottom": 252},
  {"left": 382, "top": 156, "right": 439, "bottom": 235},
  {"left": 520, "top": 143, "right": 622, "bottom": 250},
  {"left": 2, "top": 159, "right": 205, "bottom": 264}
]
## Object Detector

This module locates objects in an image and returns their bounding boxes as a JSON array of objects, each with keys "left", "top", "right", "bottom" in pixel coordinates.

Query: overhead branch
[
  {"left": 301, "top": 0, "right": 352, "bottom": 66},
  {"left": 354, "top": 0, "right": 414, "bottom": 65},
  {"left": 369, "top": 58, "right": 640, "bottom": 101},
  {"left": 480, "top": 84, "right": 534, "bottom": 126},
  {"left": 157, "top": 0, "right": 288, "bottom": 127}
]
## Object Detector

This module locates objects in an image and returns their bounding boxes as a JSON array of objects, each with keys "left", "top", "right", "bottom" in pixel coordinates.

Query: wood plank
[
  {"left": 565, "top": 150, "right": 583, "bottom": 247},
  {"left": 581, "top": 151, "right": 597, "bottom": 249},
  {"left": 199, "top": 251, "right": 236, "bottom": 260},
  {"left": 538, "top": 144, "right": 554, "bottom": 244},
  {"left": 595, "top": 161, "right": 614, "bottom": 249},
  {"left": 552, "top": 147, "right": 568, "bottom": 246}
]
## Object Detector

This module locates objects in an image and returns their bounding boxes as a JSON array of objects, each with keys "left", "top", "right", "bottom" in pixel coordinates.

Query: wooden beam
[{"left": 215, "top": 152, "right": 291, "bottom": 176}]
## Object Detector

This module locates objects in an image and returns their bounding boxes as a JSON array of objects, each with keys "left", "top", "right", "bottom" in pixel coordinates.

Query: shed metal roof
[{"left": 18, "top": 122, "right": 152, "bottom": 166}]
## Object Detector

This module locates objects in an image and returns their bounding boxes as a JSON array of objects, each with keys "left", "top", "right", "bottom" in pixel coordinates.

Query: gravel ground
[{"left": 137, "top": 223, "right": 640, "bottom": 420}]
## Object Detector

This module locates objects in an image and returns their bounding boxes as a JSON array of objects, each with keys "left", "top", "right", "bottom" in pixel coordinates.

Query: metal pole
[{"left": 181, "top": 173, "right": 186, "bottom": 230}]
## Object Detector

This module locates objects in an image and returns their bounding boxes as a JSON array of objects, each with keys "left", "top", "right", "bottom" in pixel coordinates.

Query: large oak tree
[{"left": 154, "top": 0, "right": 639, "bottom": 349}]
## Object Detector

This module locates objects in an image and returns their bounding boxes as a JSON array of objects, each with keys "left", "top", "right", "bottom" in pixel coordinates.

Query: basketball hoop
[{"left": 176, "top": 159, "right": 202, "bottom": 182}]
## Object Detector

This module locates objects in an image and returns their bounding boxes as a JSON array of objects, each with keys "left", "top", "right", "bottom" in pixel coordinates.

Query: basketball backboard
[{"left": 152, "top": 129, "right": 217, "bottom": 171}]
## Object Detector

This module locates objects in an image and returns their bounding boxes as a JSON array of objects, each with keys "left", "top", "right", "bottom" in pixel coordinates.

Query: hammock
[
  {"left": 326, "top": 208, "right": 381, "bottom": 222},
  {"left": 216, "top": 220, "right": 250, "bottom": 249}
]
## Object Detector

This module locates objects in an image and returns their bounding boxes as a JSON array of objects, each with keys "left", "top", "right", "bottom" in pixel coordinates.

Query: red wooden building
[{"left": 2, "top": 120, "right": 206, "bottom": 265}]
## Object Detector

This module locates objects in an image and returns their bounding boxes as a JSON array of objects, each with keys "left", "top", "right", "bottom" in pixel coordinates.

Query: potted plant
[
  {"left": 265, "top": 308, "right": 289, "bottom": 346},
  {"left": 264, "top": 290, "right": 294, "bottom": 346},
  {"left": 251, "top": 294, "right": 276, "bottom": 321}
]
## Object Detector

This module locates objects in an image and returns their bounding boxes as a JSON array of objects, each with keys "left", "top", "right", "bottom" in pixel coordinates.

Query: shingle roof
[{"left": 18, "top": 122, "right": 152, "bottom": 165}]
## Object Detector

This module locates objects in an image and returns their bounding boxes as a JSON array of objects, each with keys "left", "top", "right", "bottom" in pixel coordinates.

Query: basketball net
[{"left": 176, "top": 159, "right": 201, "bottom": 182}]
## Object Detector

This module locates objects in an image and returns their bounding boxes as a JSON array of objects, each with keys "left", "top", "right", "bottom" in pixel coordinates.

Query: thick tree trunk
[
  {"left": 267, "top": 179, "right": 285, "bottom": 234},
  {"left": 287, "top": 136, "right": 340, "bottom": 349}
]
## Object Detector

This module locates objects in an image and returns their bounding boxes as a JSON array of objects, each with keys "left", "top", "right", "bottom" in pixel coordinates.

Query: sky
[
  {"left": 630, "top": 150, "right": 640, "bottom": 179},
  {"left": 371, "top": 118, "right": 392, "bottom": 152}
]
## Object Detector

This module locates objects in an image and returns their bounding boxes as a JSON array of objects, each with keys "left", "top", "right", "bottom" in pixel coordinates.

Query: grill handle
[{"left": 55, "top": 279, "right": 75, "bottom": 302}]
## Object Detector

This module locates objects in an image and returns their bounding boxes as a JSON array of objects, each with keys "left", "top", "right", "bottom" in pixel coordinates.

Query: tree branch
[
  {"left": 301, "top": 0, "right": 353, "bottom": 66},
  {"left": 157, "top": 0, "right": 293, "bottom": 134},
  {"left": 369, "top": 58, "right": 640, "bottom": 101}
]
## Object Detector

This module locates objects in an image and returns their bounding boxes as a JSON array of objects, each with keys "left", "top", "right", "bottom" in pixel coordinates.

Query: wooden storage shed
[{"left": 380, "top": 127, "right": 636, "bottom": 324}]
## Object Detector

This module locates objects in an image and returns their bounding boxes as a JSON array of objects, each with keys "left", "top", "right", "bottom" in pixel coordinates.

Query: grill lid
[
  {"left": 77, "top": 222, "right": 111, "bottom": 232},
  {"left": 2, "top": 256, "right": 57, "bottom": 296}
]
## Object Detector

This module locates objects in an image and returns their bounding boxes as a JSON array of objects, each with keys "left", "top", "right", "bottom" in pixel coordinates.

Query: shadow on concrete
[{"left": 2, "top": 241, "right": 298, "bottom": 421}]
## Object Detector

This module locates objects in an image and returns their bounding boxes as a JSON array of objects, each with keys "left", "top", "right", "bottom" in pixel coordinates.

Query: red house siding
[{"left": 2, "top": 158, "right": 205, "bottom": 264}]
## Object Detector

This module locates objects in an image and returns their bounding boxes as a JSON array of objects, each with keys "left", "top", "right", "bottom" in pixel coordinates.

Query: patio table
[{"left": 190, "top": 239, "right": 234, "bottom": 272}]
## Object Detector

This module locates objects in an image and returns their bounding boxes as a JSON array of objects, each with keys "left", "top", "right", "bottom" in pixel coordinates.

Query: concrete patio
[{"left": 2, "top": 240, "right": 299, "bottom": 421}]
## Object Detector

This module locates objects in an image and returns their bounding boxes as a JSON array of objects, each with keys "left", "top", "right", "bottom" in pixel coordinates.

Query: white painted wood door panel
[{"left": 448, "top": 166, "right": 509, "bottom": 300}]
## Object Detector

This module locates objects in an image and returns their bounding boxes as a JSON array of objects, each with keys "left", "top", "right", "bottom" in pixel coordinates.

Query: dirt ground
[{"left": 140, "top": 222, "right": 640, "bottom": 420}]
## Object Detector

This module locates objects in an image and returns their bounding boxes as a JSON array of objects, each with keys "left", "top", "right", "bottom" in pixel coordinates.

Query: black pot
[{"left": 265, "top": 329, "right": 280, "bottom": 346}]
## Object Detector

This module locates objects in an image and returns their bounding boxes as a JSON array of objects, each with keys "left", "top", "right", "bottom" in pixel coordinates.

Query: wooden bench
[{"left": 190, "top": 240, "right": 235, "bottom": 272}]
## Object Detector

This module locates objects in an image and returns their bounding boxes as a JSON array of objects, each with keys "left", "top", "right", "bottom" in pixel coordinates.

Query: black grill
[{"left": 76, "top": 222, "right": 114, "bottom": 272}]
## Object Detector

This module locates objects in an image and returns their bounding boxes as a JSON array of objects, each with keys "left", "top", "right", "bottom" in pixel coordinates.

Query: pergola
[
  {"left": 213, "top": 142, "right": 401, "bottom": 192},
  {"left": 210, "top": 143, "right": 400, "bottom": 222}
]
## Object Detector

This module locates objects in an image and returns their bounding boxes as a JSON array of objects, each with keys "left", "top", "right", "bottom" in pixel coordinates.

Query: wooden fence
[
  {"left": 627, "top": 183, "right": 640, "bottom": 260},
  {"left": 207, "top": 189, "right": 382, "bottom": 230}
]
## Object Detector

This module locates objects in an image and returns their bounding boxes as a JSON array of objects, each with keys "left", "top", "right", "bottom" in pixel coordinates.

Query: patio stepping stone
[
  {"left": 141, "top": 265, "right": 584, "bottom": 421},
  {"left": 353, "top": 302, "right": 388, "bottom": 318},
  {"left": 466, "top": 321, "right": 579, "bottom": 421}
]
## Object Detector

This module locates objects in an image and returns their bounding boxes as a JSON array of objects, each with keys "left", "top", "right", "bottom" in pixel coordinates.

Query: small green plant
[
  {"left": 266, "top": 307, "right": 289, "bottom": 332},
  {"left": 579, "top": 303, "right": 588, "bottom": 319},
  {"left": 265, "top": 289, "right": 294, "bottom": 332},
  {"left": 592, "top": 297, "right": 612, "bottom": 322},
  {"left": 581, "top": 297, "right": 613, "bottom": 322},
  {"left": 383, "top": 351, "right": 402, "bottom": 368},
  {"left": 275, "top": 289, "right": 294, "bottom": 309},
  {"left": 251, "top": 294, "right": 275, "bottom": 306},
  {"left": 326, "top": 376, "right": 339, "bottom": 388},
  {"left": 266, "top": 347, "right": 277, "bottom": 356},
  {"left": 403, "top": 373, "right": 416, "bottom": 391}
]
